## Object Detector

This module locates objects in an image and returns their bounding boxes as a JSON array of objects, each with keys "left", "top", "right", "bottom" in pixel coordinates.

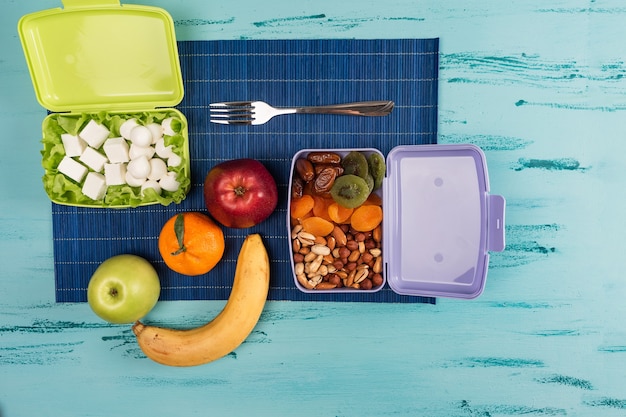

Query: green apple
[{"left": 87, "top": 254, "right": 161, "bottom": 324}]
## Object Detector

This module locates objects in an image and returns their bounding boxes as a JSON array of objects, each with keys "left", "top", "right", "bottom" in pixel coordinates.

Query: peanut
[
  {"left": 311, "top": 244, "right": 331, "bottom": 256},
  {"left": 304, "top": 251, "right": 317, "bottom": 263},
  {"left": 309, "top": 255, "right": 323, "bottom": 274},
  {"left": 298, "top": 234, "right": 315, "bottom": 247},
  {"left": 291, "top": 224, "right": 303, "bottom": 239},
  {"left": 297, "top": 273, "right": 314, "bottom": 289},
  {"left": 348, "top": 250, "right": 361, "bottom": 263},
  {"left": 346, "top": 269, "right": 356, "bottom": 287},
  {"left": 292, "top": 238, "right": 301, "bottom": 253},
  {"left": 358, "top": 241, "right": 366, "bottom": 254},
  {"left": 353, "top": 268, "right": 368, "bottom": 284},
  {"left": 373, "top": 256, "right": 383, "bottom": 274}
]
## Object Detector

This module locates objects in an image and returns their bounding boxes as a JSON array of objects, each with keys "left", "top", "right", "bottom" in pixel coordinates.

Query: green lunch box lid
[{"left": 18, "top": 0, "right": 184, "bottom": 113}]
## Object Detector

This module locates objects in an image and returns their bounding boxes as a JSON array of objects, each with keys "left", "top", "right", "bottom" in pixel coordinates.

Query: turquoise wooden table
[{"left": 2, "top": 0, "right": 626, "bottom": 415}]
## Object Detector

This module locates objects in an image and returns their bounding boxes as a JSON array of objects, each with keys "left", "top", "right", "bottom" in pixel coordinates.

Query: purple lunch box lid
[{"left": 383, "top": 144, "right": 506, "bottom": 299}]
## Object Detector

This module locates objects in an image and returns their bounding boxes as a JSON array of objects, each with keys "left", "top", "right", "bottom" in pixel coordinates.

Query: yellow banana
[{"left": 132, "top": 233, "right": 270, "bottom": 367}]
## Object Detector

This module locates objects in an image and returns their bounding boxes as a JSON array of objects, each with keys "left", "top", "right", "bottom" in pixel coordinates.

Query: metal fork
[{"left": 209, "top": 100, "right": 394, "bottom": 125}]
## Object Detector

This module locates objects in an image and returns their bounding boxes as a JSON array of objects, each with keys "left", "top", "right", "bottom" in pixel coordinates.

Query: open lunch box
[
  {"left": 288, "top": 144, "right": 506, "bottom": 299},
  {"left": 18, "top": 0, "right": 191, "bottom": 208}
]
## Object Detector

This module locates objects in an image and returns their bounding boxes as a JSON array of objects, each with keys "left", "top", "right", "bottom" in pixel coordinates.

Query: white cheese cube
[
  {"left": 82, "top": 172, "right": 107, "bottom": 201},
  {"left": 104, "top": 163, "right": 127, "bottom": 186},
  {"left": 61, "top": 133, "right": 87, "bottom": 157},
  {"left": 103, "top": 137, "right": 130, "bottom": 163},
  {"left": 79, "top": 119, "right": 110, "bottom": 149},
  {"left": 57, "top": 156, "right": 88, "bottom": 183},
  {"left": 79, "top": 147, "right": 109, "bottom": 172}
]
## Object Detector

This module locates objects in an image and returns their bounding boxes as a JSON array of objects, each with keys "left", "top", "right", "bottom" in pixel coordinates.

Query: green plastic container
[{"left": 18, "top": 0, "right": 190, "bottom": 208}]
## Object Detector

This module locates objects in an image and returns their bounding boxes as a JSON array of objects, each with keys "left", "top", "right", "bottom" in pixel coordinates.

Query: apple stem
[{"left": 171, "top": 213, "right": 187, "bottom": 256}]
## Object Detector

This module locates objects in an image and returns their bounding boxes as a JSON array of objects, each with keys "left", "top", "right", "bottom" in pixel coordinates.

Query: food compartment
[
  {"left": 288, "top": 148, "right": 385, "bottom": 293},
  {"left": 42, "top": 109, "right": 190, "bottom": 208}
]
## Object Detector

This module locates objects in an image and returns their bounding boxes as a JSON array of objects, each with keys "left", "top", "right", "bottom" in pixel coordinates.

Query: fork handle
[{"left": 294, "top": 101, "right": 394, "bottom": 116}]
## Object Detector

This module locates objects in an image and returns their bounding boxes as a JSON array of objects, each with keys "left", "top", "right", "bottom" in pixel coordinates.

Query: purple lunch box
[{"left": 288, "top": 144, "right": 506, "bottom": 299}]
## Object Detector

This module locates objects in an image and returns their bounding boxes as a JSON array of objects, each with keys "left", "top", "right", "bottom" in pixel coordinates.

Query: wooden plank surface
[{"left": 2, "top": 0, "right": 626, "bottom": 416}]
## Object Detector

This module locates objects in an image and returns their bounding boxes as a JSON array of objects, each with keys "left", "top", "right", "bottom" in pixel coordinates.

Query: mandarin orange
[{"left": 158, "top": 212, "right": 225, "bottom": 276}]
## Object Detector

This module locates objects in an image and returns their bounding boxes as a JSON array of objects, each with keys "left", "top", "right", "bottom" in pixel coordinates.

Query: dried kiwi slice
[
  {"left": 330, "top": 174, "right": 370, "bottom": 209},
  {"left": 367, "top": 152, "right": 385, "bottom": 190},
  {"left": 341, "top": 151, "right": 369, "bottom": 179},
  {"left": 365, "top": 173, "right": 375, "bottom": 194}
]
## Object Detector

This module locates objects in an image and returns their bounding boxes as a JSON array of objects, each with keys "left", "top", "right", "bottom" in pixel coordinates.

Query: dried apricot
[
  {"left": 363, "top": 192, "right": 383, "bottom": 206},
  {"left": 290, "top": 194, "right": 314, "bottom": 219},
  {"left": 291, "top": 210, "right": 312, "bottom": 228},
  {"left": 301, "top": 216, "right": 335, "bottom": 237},
  {"left": 327, "top": 202, "right": 353, "bottom": 224},
  {"left": 312, "top": 195, "right": 334, "bottom": 222},
  {"left": 350, "top": 205, "right": 383, "bottom": 232}
]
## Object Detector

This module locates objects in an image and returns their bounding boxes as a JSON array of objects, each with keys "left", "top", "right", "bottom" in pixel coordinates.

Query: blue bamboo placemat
[{"left": 52, "top": 38, "right": 439, "bottom": 303}]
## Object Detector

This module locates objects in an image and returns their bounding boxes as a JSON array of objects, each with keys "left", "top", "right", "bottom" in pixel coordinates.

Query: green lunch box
[{"left": 18, "top": 0, "right": 191, "bottom": 208}]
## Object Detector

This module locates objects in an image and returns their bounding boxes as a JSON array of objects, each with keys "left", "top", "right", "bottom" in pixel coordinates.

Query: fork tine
[
  {"left": 209, "top": 101, "right": 255, "bottom": 125},
  {"left": 209, "top": 101, "right": 254, "bottom": 108},
  {"left": 210, "top": 112, "right": 254, "bottom": 120},
  {"left": 210, "top": 108, "right": 253, "bottom": 115},
  {"left": 210, "top": 119, "right": 253, "bottom": 125}
]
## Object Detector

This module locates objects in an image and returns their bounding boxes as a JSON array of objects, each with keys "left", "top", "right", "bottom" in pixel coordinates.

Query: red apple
[{"left": 203, "top": 158, "right": 278, "bottom": 228}]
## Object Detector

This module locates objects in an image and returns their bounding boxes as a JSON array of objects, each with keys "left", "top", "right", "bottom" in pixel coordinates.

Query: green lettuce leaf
[{"left": 41, "top": 110, "right": 190, "bottom": 208}]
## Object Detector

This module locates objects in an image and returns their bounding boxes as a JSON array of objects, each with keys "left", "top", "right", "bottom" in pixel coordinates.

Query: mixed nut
[
  {"left": 290, "top": 150, "right": 385, "bottom": 291},
  {"left": 291, "top": 223, "right": 383, "bottom": 290}
]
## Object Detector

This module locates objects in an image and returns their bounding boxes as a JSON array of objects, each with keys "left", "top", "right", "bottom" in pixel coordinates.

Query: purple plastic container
[{"left": 287, "top": 144, "right": 506, "bottom": 299}]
